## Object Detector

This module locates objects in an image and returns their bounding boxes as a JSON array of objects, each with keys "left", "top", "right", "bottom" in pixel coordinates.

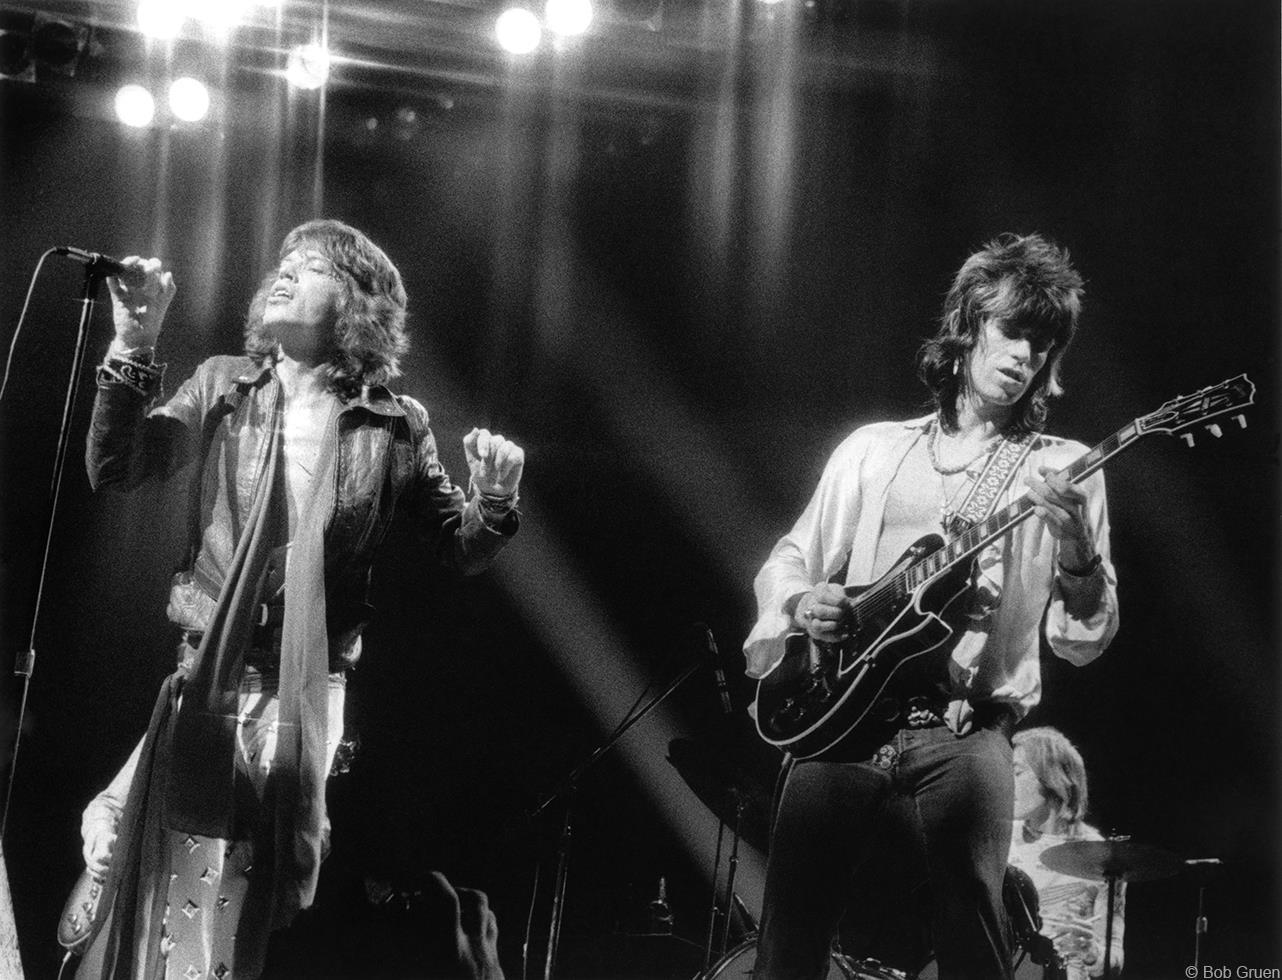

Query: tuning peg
[
  {"left": 1182, "top": 433, "right": 1196, "bottom": 447},
  {"left": 1206, "top": 423, "right": 1223, "bottom": 438},
  {"left": 1234, "top": 413, "right": 1248, "bottom": 429}
]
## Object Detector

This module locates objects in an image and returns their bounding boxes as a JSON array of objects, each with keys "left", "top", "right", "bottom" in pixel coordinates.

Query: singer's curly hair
[
  {"left": 243, "top": 219, "right": 408, "bottom": 396},
  {"left": 917, "top": 232, "right": 1084, "bottom": 435}
]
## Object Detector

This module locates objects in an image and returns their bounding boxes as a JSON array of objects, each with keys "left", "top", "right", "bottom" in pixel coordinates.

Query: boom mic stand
[
  {"left": 526, "top": 657, "right": 701, "bottom": 980},
  {"left": 2, "top": 259, "right": 112, "bottom": 841}
]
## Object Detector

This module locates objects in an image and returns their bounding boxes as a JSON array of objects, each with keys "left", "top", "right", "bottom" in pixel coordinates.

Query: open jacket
[{"left": 86, "top": 354, "right": 516, "bottom": 667}]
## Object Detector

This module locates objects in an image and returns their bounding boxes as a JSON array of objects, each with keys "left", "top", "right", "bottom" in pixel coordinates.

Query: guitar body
[
  {"left": 754, "top": 534, "right": 976, "bottom": 760},
  {"left": 753, "top": 374, "right": 1256, "bottom": 760},
  {"left": 58, "top": 868, "right": 106, "bottom": 954}
]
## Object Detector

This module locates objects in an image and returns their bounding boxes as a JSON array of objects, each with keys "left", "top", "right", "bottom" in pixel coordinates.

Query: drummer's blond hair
[{"left": 1014, "top": 726, "right": 1089, "bottom": 832}]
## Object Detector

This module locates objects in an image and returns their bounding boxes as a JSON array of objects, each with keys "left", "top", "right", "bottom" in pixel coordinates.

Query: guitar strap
[{"left": 943, "top": 428, "right": 1036, "bottom": 535}]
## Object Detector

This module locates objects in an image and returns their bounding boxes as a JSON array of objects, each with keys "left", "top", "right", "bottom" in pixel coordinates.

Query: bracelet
[
  {"left": 96, "top": 353, "right": 164, "bottom": 398},
  {"left": 1058, "top": 552, "right": 1102, "bottom": 577},
  {"left": 470, "top": 477, "right": 518, "bottom": 510}
]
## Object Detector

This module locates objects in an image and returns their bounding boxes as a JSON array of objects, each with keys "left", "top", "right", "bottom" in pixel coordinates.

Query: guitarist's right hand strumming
[
  {"left": 791, "top": 584, "right": 854, "bottom": 641},
  {"left": 82, "top": 821, "right": 115, "bottom": 881}
]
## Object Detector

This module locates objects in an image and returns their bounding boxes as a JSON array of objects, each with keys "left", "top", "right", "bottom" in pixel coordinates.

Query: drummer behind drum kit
[{"left": 667, "top": 736, "right": 1210, "bottom": 980}]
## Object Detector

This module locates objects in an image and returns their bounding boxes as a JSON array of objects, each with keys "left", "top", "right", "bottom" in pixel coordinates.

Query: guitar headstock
[{"left": 1136, "top": 374, "right": 1255, "bottom": 446}]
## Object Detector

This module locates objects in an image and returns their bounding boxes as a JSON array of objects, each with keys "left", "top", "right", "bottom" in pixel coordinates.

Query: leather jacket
[{"left": 86, "top": 355, "right": 516, "bottom": 668}]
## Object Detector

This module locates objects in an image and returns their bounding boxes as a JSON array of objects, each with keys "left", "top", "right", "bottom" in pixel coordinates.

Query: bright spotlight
[
  {"left": 169, "top": 76, "right": 210, "bottom": 122},
  {"left": 115, "top": 84, "right": 156, "bottom": 127},
  {"left": 495, "top": 7, "right": 542, "bottom": 54},
  {"left": 187, "top": 0, "right": 253, "bottom": 35},
  {"left": 136, "top": 0, "right": 184, "bottom": 39},
  {"left": 285, "top": 42, "right": 330, "bottom": 90},
  {"left": 545, "top": 0, "right": 593, "bottom": 35}
]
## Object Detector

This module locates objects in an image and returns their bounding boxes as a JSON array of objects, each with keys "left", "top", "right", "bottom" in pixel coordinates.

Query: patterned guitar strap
[{"left": 943, "top": 428, "right": 1036, "bottom": 537}]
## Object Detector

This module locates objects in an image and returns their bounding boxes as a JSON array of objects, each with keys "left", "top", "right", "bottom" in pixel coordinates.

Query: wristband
[
  {"left": 1058, "top": 552, "right": 1102, "bottom": 577},
  {"left": 96, "top": 352, "right": 164, "bottom": 398}
]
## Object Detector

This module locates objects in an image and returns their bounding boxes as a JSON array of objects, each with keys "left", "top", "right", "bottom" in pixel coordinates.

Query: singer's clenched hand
[
  {"left": 107, "top": 256, "right": 176, "bottom": 349},
  {"left": 463, "top": 428, "right": 524, "bottom": 499}
]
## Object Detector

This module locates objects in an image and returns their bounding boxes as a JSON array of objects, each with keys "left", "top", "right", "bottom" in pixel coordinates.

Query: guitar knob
[
  {"left": 1234, "top": 413, "right": 1248, "bottom": 428},
  {"left": 1182, "top": 433, "right": 1195, "bottom": 447},
  {"left": 1206, "top": 423, "right": 1223, "bottom": 438}
]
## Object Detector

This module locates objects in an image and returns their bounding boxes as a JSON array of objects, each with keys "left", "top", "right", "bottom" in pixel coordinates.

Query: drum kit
[{"left": 665, "top": 735, "right": 1200, "bottom": 980}]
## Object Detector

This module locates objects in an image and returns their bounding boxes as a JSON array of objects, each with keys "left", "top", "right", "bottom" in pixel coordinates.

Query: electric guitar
[{"left": 754, "top": 375, "right": 1255, "bottom": 760}]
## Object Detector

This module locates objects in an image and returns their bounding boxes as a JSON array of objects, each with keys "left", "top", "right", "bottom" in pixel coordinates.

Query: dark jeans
[{"left": 755, "top": 724, "right": 1015, "bottom": 980}]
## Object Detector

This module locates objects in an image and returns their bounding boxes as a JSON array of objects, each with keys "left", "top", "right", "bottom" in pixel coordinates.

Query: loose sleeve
[
  {"left": 743, "top": 432, "right": 868, "bottom": 678},
  {"left": 1045, "top": 468, "right": 1120, "bottom": 666},
  {"left": 397, "top": 396, "right": 517, "bottom": 577},
  {"left": 85, "top": 356, "right": 220, "bottom": 491}
]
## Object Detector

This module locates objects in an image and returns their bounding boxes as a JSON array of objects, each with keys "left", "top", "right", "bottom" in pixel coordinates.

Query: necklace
[{"left": 927, "top": 420, "right": 1000, "bottom": 475}]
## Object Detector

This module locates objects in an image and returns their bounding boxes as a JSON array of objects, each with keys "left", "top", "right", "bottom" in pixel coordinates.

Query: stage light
[
  {"left": 187, "top": 0, "right": 253, "bottom": 35},
  {"left": 495, "top": 7, "right": 542, "bottom": 54},
  {"left": 168, "top": 76, "right": 210, "bottom": 122},
  {"left": 115, "top": 84, "right": 156, "bottom": 127},
  {"left": 285, "top": 42, "right": 330, "bottom": 89},
  {"left": 0, "top": 29, "right": 34, "bottom": 82},
  {"left": 610, "top": 0, "right": 663, "bottom": 30},
  {"left": 136, "top": 0, "right": 184, "bottom": 39},
  {"left": 545, "top": 0, "right": 593, "bottom": 36},
  {"left": 30, "top": 16, "right": 86, "bottom": 76}
]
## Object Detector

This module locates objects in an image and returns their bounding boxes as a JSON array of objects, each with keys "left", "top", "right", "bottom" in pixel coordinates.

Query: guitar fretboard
[
  {"left": 903, "top": 420, "right": 1141, "bottom": 592},
  {"left": 847, "top": 373, "right": 1253, "bottom": 614}
]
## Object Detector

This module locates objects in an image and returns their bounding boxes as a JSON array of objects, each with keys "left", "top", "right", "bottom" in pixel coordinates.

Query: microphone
[
  {"left": 55, "top": 245, "right": 141, "bottom": 281},
  {"left": 701, "top": 624, "right": 733, "bottom": 715}
]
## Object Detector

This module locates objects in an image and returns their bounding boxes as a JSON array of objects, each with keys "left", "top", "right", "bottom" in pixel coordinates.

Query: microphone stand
[
  {"left": 527, "top": 657, "right": 702, "bottom": 980},
  {"left": 2, "top": 261, "right": 109, "bottom": 841},
  {"left": 716, "top": 797, "right": 745, "bottom": 960}
]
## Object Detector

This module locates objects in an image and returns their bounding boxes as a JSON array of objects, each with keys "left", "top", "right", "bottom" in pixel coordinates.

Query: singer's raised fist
[
  {"left": 107, "top": 256, "right": 176, "bottom": 349},
  {"left": 463, "top": 427, "right": 525, "bottom": 499}
]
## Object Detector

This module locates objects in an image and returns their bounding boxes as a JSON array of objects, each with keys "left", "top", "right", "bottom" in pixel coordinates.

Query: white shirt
[
  {"left": 743, "top": 414, "right": 1119, "bottom": 718},
  {"left": 1008, "top": 820, "right": 1127, "bottom": 978}
]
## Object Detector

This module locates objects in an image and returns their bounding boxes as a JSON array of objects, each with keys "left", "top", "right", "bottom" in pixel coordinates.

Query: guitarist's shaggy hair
[
  {"left": 919, "top": 232, "right": 1084, "bottom": 436},
  {"left": 243, "top": 219, "right": 409, "bottom": 398}
]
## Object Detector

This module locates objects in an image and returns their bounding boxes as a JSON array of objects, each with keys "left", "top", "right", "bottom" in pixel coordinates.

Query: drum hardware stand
[
  {"left": 1102, "top": 871, "right": 1119, "bottom": 978},
  {"left": 700, "top": 793, "right": 755, "bottom": 974},
  {"left": 2, "top": 258, "right": 110, "bottom": 843},
  {"left": 525, "top": 658, "right": 701, "bottom": 980},
  {"left": 1185, "top": 857, "right": 1221, "bottom": 972}
]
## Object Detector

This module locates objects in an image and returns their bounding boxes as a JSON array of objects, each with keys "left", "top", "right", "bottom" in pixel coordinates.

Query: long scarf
[
  {"left": 268, "top": 402, "right": 337, "bottom": 925},
  {"left": 166, "top": 378, "right": 338, "bottom": 924},
  {"left": 80, "top": 377, "right": 340, "bottom": 976}
]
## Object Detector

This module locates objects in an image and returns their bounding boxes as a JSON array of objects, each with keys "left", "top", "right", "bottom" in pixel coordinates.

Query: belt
[
  {"left": 180, "top": 603, "right": 285, "bottom": 667},
  {"left": 873, "top": 694, "right": 1019, "bottom": 738},
  {"left": 873, "top": 694, "right": 950, "bottom": 730}
]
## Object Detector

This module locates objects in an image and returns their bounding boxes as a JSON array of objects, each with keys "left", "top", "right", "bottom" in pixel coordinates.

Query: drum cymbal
[
  {"left": 666, "top": 737, "right": 771, "bottom": 852},
  {"left": 1040, "top": 839, "right": 1181, "bottom": 883}
]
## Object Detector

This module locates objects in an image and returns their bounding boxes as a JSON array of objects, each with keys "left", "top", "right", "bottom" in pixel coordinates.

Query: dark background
[{"left": 1, "top": 0, "right": 1277, "bottom": 977}]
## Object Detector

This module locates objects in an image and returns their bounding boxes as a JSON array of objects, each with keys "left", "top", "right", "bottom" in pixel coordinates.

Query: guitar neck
[{"left": 906, "top": 420, "right": 1144, "bottom": 589}]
